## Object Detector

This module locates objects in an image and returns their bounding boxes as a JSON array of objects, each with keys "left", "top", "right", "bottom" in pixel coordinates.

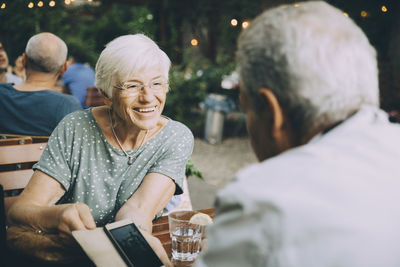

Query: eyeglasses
[{"left": 114, "top": 79, "right": 168, "bottom": 94}]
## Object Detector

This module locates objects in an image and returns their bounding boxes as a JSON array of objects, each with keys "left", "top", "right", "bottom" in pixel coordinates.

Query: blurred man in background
[
  {"left": 195, "top": 1, "right": 400, "bottom": 266},
  {"left": 0, "top": 32, "right": 81, "bottom": 136}
]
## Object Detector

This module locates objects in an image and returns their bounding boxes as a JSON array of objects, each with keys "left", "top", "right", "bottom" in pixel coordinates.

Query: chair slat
[
  {"left": 0, "top": 136, "right": 33, "bottom": 146},
  {"left": 0, "top": 169, "right": 33, "bottom": 191},
  {"left": 0, "top": 143, "right": 46, "bottom": 165}
]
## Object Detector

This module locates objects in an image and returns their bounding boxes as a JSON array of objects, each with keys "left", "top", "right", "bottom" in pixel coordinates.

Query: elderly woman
[{"left": 7, "top": 34, "right": 193, "bottom": 264}]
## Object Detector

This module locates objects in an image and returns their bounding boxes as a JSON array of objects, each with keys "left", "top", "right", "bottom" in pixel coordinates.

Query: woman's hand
[
  {"left": 57, "top": 202, "right": 97, "bottom": 238},
  {"left": 140, "top": 230, "right": 173, "bottom": 267}
]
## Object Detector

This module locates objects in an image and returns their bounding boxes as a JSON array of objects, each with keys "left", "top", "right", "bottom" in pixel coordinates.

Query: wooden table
[{"left": 152, "top": 208, "right": 215, "bottom": 257}]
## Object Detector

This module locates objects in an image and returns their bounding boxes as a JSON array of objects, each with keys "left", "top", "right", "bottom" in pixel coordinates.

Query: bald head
[{"left": 25, "top": 32, "right": 67, "bottom": 73}]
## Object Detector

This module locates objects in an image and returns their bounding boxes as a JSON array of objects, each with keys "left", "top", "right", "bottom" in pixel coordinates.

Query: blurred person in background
[
  {"left": 195, "top": 1, "right": 400, "bottom": 267},
  {"left": 0, "top": 33, "right": 81, "bottom": 136},
  {"left": 0, "top": 42, "right": 23, "bottom": 84},
  {"left": 62, "top": 42, "right": 95, "bottom": 108},
  {"left": 12, "top": 54, "right": 26, "bottom": 81}
]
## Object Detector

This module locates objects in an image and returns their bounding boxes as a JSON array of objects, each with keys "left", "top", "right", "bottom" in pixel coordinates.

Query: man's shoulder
[
  {"left": 0, "top": 82, "right": 14, "bottom": 91},
  {"left": 40, "top": 90, "right": 81, "bottom": 104}
]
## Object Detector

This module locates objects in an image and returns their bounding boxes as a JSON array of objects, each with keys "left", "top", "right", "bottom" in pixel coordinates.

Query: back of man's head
[
  {"left": 237, "top": 1, "right": 378, "bottom": 144},
  {"left": 25, "top": 32, "right": 67, "bottom": 74}
]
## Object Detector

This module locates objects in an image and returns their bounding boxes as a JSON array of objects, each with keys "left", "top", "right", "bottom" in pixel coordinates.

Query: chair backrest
[
  {"left": 0, "top": 135, "right": 32, "bottom": 146},
  {"left": 84, "top": 87, "right": 105, "bottom": 107},
  {"left": 0, "top": 134, "right": 49, "bottom": 145},
  {"left": 0, "top": 142, "right": 47, "bottom": 212}
]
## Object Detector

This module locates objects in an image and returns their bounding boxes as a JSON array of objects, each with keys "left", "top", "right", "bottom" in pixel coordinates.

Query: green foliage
[
  {"left": 0, "top": 1, "right": 156, "bottom": 64},
  {"left": 164, "top": 57, "right": 235, "bottom": 136},
  {"left": 185, "top": 158, "right": 203, "bottom": 179}
]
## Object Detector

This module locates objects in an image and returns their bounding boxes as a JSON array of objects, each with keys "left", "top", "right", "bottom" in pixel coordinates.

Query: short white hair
[
  {"left": 95, "top": 34, "right": 171, "bottom": 98},
  {"left": 237, "top": 1, "right": 379, "bottom": 141},
  {"left": 25, "top": 32, "right": 67, "bottom": 73}
]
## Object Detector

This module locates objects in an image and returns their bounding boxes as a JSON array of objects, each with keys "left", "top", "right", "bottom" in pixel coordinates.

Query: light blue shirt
[{"left": 62, "top": 63, "right": 95, "bottom": 108}]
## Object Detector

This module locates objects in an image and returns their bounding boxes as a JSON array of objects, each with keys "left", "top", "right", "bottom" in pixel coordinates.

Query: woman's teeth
[{"left": 135, "top": 107, "right": 155, "bottom": 113}]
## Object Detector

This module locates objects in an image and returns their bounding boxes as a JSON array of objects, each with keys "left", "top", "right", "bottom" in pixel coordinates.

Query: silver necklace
[{"left": 108, "top": 108, "right": 148, "bottom": 165}]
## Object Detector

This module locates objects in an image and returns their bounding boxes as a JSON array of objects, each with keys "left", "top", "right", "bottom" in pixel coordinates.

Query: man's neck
[{"left": 14, "top": 71, "right": 58, "bottom": 92}]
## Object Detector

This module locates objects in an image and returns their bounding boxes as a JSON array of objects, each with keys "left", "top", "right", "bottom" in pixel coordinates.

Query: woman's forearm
[{"left": 7, "top": 202, "right": 62, "bottom": 232}]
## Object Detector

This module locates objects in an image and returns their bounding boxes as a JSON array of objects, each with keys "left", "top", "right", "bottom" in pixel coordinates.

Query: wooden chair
[
  {"left": 84, "top": 87, "right": 105, "bottom": 107},
  {"left": 0, "top": 134, "right": 49, "bottom": 145},
  {"left": 0, "top": 142, "right": 47, "bottom": 212},
  {"left": 0, "top": 135, "right": 32, "bottom": 146}
]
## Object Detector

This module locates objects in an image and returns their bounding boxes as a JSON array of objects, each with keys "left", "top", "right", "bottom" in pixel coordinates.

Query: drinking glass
[{"left": 168, "top": 210, "right": 206, "bottom": 265}]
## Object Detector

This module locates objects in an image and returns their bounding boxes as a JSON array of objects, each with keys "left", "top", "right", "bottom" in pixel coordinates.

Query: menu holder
[{"left": 72, "top": 226, "right": 127, "bottom": 267}]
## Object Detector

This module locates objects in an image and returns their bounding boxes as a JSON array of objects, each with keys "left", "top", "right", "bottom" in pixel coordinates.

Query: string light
[
  {"left": 242, "top": 20, "right": 250, "bottom": 29},
  {"left": 231, "top": 19, "right": 238, "bottom": 27},
  {"left": 37, "top": 1, "right": 44, "bottom": 7},
  {"left": 381, "top": 5, "right": 388, "bottom": 13},
  {"left": 65, "top": 0, "right": 71, "bottom": 5},
  {"left": 191, "top": 39, "right": 198, "bottom": 46},
  {"left": 88, "top": 0, "right": 93, "bottom": 2},
  {"left": 49, "top": 0, "right": 56, "bottom": 7},
  {"left": 360, "top": 10, "right": 368, "bottom": 18},
  {"left": 0, "top": 3, "right": 5, "bottom": 9},
  {"left": 28, "top": 2, "right": 34, "bottom": 8},
  {"left": 343, "top": 12, "right": 349, "bottom": 17}
]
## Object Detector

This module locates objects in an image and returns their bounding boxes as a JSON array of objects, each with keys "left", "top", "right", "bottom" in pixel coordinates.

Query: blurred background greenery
[{"left": 1, "top": 0, "right": 399, "bottom": 135}]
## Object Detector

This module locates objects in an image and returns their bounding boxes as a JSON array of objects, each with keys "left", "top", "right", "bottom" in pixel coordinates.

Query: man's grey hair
[
  {"left": 25, "top": 32, "right": 67, "bottom": 73},
  {"left": 237, "top": 1, "right": 379, "bottom": 142},
  {"left": 95, "top": 34, "right": 171, "bottom": 98}
]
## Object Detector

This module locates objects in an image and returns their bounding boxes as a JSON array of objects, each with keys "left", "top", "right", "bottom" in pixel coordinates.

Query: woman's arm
[
  {"left": 115, "top": 172, "right": 175, "bottom": 267},
  {"left": 115, "top": 172, "right": 175, "bottom": 232},
  {"left": 6, "top": 170, "right": 96, "bottom": 262},
  {"left": 7, "top": 170, "right": 96, "bottom": 235}
]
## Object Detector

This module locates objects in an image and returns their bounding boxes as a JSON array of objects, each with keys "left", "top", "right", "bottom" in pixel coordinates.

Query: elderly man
[
  {"left": 195, "top": 2, "right": 400, "bottom": 267},
  {"left": 0, "top": 33, "right": 81, "bottom": 136},
  {"left": 0, "top": 42, "right": 23, "bottom": 84}
]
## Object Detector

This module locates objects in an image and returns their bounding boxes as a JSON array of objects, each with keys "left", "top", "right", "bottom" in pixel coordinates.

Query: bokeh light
[
  {"left": 231, "top": 19, "right": 238, "bottom": 27},
  {"left": 191, "top": 39, "right": 199, "bottom": 46},
  {"left": 242, "top": 20, "right": 250, "bottom": 29}
]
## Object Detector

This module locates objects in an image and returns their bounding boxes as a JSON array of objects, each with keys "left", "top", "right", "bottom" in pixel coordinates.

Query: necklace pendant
[{"left": 128, "top": 156, "right": 134, "bottom": 165}]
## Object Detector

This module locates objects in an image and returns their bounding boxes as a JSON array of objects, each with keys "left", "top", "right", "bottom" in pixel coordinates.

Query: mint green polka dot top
[{"left": 33, "top": 109, "right": 194, "bottom": 226}]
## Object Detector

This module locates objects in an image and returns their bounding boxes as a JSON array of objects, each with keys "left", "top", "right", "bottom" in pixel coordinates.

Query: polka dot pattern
[{"left": 33, "top": 109, "right": 194, "bottom": 226}]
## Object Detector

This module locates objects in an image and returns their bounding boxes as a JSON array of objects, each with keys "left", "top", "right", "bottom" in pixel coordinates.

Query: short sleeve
[
  {"left": 149, "top": 122, "right": 194, "bottom": 194},
  {"left": 33, "top": 114, "right": 75, "bottom": 191}
]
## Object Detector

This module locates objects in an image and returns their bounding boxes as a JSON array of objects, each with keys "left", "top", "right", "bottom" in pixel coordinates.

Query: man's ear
[
  {"left": 22, "top": 53, "right": 27, "bottom": 68},
  {"left": 60, "top": 61, "right": 68, "bottom": 76},
  {"left": 258, "top": 88, "right": 285, "bottom": 138}
]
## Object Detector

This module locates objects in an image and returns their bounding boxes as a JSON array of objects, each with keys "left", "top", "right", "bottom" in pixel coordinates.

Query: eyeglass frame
[{"left": 113, "top": 78, "right": 169, "bottom": 94}]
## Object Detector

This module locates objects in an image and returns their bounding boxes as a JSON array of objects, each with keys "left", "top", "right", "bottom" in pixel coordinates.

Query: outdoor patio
[{"left": 188, "top": 137, "right": 258, "bottom": 210}]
